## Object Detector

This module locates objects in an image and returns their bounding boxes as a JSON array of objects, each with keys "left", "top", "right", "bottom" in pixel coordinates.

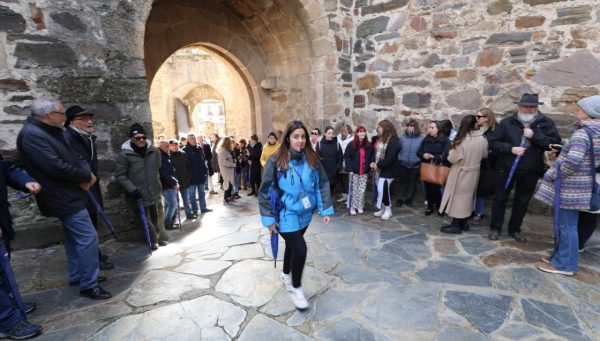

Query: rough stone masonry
[{"left": 1, "top": 0, "right": 600, "bottom": 246}]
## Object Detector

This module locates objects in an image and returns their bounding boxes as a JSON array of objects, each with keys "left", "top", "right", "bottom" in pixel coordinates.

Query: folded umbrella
[
  {"left": 347, "top": 174, "right": 354, "bottom": 211},
  {"left": 0, "top": 241, "right": 27, "bottom": 316},
  {"left": 137, "top": 200, "right": 153, "bottom": 254},
  {"left": 504, "top": 139, "right": 527, "bottom": 190},
  {"left": 87, "top": 191, "right": 118, "bottom": 240},
  {"left": 371, "top": 172, "right": 379, "bottom": 206},
  {"left": 176, "top": 192, "right": 182, "bottom": 231},
  {"left": 270, "top": 231, "right": 278, "bottom": 268}
]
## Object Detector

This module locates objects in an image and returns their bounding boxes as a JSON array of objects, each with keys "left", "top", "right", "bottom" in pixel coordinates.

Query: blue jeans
[
  {"left": 185, "top": 183, "right": 207, "bottom": 216},
  {"left": 60, "top": 209, "right": 100, "bottom": 289},
  {"left": 551, "top": 208, "right": 580, "bottom": 272},
  {"left": 0, "top": 244, "right": 25, "bottom": 329},
  {"left": 163, "top": 188, "right": 178, "bottom": 227},
  {"left": 234, "top": 171, "right": 240, "bottom": 193},
  {"left": 475, "top": 197, "right": 485, "bottom": 216}
]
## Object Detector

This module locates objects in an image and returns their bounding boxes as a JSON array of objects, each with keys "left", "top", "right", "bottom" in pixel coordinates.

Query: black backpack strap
[{"left": 583, "top": 127, "right": 596, "bottom": 183}]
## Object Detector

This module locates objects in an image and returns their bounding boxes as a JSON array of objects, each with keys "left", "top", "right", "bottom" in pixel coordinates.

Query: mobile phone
[{"left": 550, "top": 144, "right": 562, "bottom": 150}]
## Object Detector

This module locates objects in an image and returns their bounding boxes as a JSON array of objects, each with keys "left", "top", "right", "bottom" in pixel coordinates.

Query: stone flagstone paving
[{"left": 9, "top": 194, "right": 600, "bottom": 340}]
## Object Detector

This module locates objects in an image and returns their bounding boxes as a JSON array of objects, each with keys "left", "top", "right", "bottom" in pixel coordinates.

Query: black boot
[
  {"left": 461, "top": 219, "right": 470, "bottom": 231},
  {"left": 396, "top": 199, "right": 404, "bottom": 207},
  {"left": 405, "top": 199, "right": 413, "bottom": 207},
  {"left": 441, "top": 218, "right": 462, "bottom": 234}
]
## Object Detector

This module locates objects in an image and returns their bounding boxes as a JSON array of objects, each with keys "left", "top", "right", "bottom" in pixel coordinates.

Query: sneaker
[
  {"left": 24, "top": 303, "right": 36, "bottom": 314},
  {"left": 336, "top": 194, "right": 348, "bottom": 202},
  {"left": 540, "top": 256, "right": 551, "bottom": 264},
  {"left": 280, "top": 273, "right": 293, "bottom": 291},
  {"left": 537, "top": 262, "right": 574, "bottom": 276},
  {"left": 357, "top": 208, "right": 364, "bottom": 214},
  {"left": 288, "top": 287, "right": 309, "bottom": 310},
  {"left": 381, "top": 206, "right": 392, "bottom": 220},
  {"left": 374, "top": 209, "right": 384, "bottom": 217},
  {"left": 151, "top": 244, "right": 159, "bottom": 251},
  {"left": 0, "top": 320, "right": 42, "bottom": 340},
  {"left": 349, "top": 208, "right": 357, "bottom": 215}
]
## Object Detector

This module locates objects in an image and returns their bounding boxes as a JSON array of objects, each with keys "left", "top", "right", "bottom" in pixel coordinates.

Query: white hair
[{"left": 31, "top": 98, "right": 59, "bottom": 117}]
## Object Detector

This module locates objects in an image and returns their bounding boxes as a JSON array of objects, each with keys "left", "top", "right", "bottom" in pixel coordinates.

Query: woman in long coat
[
  {"left": 439, "top": 115, "right": 488, "bottom": 234},
  {"left": 247, "top": 134, "right": 263, "bottom": 196},
  {"left": 217, "top": 137, "right": 236, "bottom": 204}
]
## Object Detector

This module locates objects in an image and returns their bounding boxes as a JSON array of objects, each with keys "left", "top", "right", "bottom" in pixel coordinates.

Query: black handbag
[{"left": 477, "top": 158, "right": 497, "bottom": 197}]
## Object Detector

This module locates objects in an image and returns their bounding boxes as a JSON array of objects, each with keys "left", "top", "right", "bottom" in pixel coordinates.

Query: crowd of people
[
  {"left": 1, "top": 93, "right": 599, "bottom": 336},
  {"left": 257, "top": 93, "right": 599, "bottom": 309}
]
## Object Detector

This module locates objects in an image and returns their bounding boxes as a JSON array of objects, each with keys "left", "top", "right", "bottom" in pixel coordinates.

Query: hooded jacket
[
  {"left": 536, "top": 120, "right": 600, "bottom": 210},
  {"left": 258, "top": 151, "right": 334, "bottom": 233},
  {"left": 17, "top": 117, "right": 91, "bottom": 217},
  {"left": 114, "top": 140, "right": 162, "bottom": 206},
  {"left": 488, "top": 112, "right": 561, "bottom": 175}
]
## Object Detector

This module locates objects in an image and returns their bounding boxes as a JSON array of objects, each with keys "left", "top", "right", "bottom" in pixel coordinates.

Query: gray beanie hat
[{"left": 578, "top": 95, "right": 600, "bottom": 119}]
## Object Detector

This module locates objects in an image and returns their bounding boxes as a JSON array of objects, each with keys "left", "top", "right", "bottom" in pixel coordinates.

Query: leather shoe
[
  {"left": 488, "top": 230, "right": 499, "bottom": 241},
  {"left": 25, "top": 302, "right": 36, "bottom": 314},
  {"left": 441, "top": 224, "right": 462, "bottom": 234},
  {"left": 100, "top": 254, "right": 109, "bottom": 262},
  {"left": 396, "top": 199, "right": 404, "bottom": 208},
  {"left": 405, "top": 199, "right": 413, "bottom": 207},
  {"left": 80, "top": 286, "right": 112, "bottom": 300},
  {"left": 69, "top": 276, "right": 106, "bottom": 287},
  {"left": 158, "top": 240, "right": 169, "bottom": 246},
  {"left": 100, "top": 260, "right": 114, "bottom": 271},
  {"left": 151, "top": 243, "right": 159, "bottom": 250},
  {"left": 201, "top": 208, "right": 213, "bottom": 213},
  {"left": 509, "top": 232, "right": 527, "bottom": 243},
  {"left": 424, "top": 209, "right": 434, "bottom": 216}
]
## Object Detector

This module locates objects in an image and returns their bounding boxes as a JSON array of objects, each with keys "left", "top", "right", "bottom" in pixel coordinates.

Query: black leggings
[
  {"left": 280, "top": 226, "right": 308, "bottom": 288},
  {"left": 578, "top": 211, "right": 598, "bottom": 249},
  {"left": 224, "top": 182, "right": 232, "bottom": 200},
  {"left": 424, "top": 182, "right": 441, "bottom": 210}
]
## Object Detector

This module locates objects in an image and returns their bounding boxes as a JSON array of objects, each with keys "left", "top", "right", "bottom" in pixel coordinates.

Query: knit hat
[
  {"left": 578, "top": 95, "right": 600, "bottom": 119},
  {"left": 129, "top": 123, "right": 146, "bottom": 137}
]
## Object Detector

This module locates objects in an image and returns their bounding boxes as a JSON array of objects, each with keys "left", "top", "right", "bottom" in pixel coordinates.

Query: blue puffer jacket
[
  {"left": 259, "top": 151, "right": 334, "bottom": 233},
  {"left": 398, "top": 134, "right": 424, "bottom": 168}
]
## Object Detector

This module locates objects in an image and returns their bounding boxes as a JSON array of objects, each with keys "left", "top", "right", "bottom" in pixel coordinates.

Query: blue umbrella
[
  {"left": 0, "top": 241, "right": 27, "bottom": 316},
  {"left": 87, "top": 191, "right": 118, "bottom": 240},
  {"left": 270, "top": 231, "right": 278, "bottom": 268},
  {"left": 371, "top": 172, "right": 378, "bottom": 206},
  {"left": 504, "top": 139, "right": 527, "bottom": 190},
  {"left": 137, "top": 200, "right": 153, "bottom": 254}
]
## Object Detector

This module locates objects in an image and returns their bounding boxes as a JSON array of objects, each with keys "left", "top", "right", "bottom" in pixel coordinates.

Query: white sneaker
[
  {"left": 357, "top": 208, "right": 364, "bottom": 214},
  {"left": 336, "top": 194, "right": 348, "bottom": 202},
  {"left": 280, "top": 273, "right": 293, "bottom": 291},
  {"left": 349, "top": 208, "right": 357, "bottom": 215},
  {"left": 288, "top": 287, "right": 310, "bottom": 309},
  {"left": 381, "top": 206, "right": 392, "bottom": 220},
  {"left": 374, "top": 209, "right": 384, "bottom": 217}
]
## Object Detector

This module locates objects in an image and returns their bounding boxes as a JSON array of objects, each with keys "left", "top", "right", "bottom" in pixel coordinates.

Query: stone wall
[{"left": 2, "top": 0, "right": 600, "bottom": 247}]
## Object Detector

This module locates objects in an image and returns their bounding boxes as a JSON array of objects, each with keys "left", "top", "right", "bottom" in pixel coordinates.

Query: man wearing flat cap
[
  {"left": 487, "top": 93, "right": 561, "bottom": 243},
  {"left": 63, "top": 105, "right": 114, "bottom": 271}
]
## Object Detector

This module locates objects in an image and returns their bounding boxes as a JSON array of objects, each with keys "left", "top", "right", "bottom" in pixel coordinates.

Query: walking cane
[
  {"left": 347, "top": 173, "right": 354, "bottom": 212},
  {"left": 137, "top": 200, "right": 153, "bottom": 254},
  {"left": 0, "top": 241, "right": 27, "bottom": 316}
]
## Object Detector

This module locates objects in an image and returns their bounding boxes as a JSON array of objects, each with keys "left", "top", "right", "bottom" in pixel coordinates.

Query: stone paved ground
[{"left": 9, "top": 193, "right": 600, "bottom": 341}]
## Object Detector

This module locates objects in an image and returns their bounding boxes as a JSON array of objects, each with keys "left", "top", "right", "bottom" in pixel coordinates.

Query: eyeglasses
[
  {"left": 73, "top": 117, "right": 93, "bottom": 122},
  {"left": 133, "top": 136, "right": 147, "bottom": 141},
  {"left": 311, "top": 132, "right": 320, "bottom": 136}
]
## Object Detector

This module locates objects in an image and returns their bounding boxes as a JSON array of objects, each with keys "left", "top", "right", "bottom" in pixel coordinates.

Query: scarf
[
  {"left": 374, "top": 137, "right": 389, "bottom": 179},
  {"left": 132, "top": 141, "right": 148, "bottom": 156},
  {"left": 72, "top": 127, "right": 95, "bottom": 160}
]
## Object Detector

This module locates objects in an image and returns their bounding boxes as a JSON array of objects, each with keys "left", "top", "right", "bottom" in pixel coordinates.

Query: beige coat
[
  {"left": 217, "top": 147, "right": 236, "bottom": 191},
  {"left": 439, "top": 129, "right": 488, "bottom": 219}
]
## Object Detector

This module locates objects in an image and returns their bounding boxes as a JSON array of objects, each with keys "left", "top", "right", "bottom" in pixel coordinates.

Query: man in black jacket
[
  {"left": 183, "top": 134, "right": 212, "bottom": 218},
  {"left": 0, "top": 154, "right": 42, "bottom": 339},
  {"left": 168, "top": 139, "right": 191, "bottom": 223},
  {"left": 487, "top": 94, "right": 561, "bottom": 243},
  {"left": 17, "top": 98, "right": 111, "bottom": 300},
  {"left": 63, "top": 105, "right": 114, "bottom": 271}
]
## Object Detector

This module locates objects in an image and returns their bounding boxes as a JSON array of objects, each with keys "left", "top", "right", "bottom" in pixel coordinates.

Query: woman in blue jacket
[
  {"left": 259, "top": 121, "right": 334, "bottom": 310},
  {"left": 396, "top": 118, "right": 424, "bottom": 208}
]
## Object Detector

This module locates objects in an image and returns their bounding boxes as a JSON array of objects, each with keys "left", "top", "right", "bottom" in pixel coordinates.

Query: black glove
[{"left": 131, "top": 189, "right": 142, "bottom": 200}]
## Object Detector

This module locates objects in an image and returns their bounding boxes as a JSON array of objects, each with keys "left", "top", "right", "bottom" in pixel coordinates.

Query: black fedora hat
[
  {"left": 64, "top": 105, "right": 94, "bottom": 127},
  {"left": 514, "top": 93, "right": 544, "bottom": 107}
]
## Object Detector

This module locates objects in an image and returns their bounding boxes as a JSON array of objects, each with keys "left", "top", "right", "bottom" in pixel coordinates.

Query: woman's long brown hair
[
  {"left": 378, "top": 119, "right": 398, "bottom": 143},
  {"left": 274, "top": 120, "right": 320, "bottom": 170},
  {"left": 219, "top": 137, "right": 233, "bottom": 151}
]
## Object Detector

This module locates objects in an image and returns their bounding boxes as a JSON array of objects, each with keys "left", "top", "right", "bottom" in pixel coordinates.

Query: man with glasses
[
  {"left": 115, "top": 123, "right": 169, "bottom": 250},
  {"left": 487, "top": 93, "right": 561, "bottom": 243},
  {"left": 63, "top": 105, "right": 114, "bottom": 271},
  {"left": 310, "top": 128, "right": 321, "bottom": 149},
  {"left": 17, "top": 98, "right": 111, "bottom": 300}
]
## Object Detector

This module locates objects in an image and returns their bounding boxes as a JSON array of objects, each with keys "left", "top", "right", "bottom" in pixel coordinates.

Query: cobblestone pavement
[{"left": 9, "top": 193, "right": 600, "bottom": 341}]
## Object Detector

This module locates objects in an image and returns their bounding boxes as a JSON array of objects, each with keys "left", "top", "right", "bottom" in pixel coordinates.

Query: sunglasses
[
  {"left": 475, "top": 115, "right": 486, "bottom": 119},
  {"left": 311, "top": 132, "right": 320, "bottom": 136},
  {"left": 133, "top": 136, "right": 147, "bottom": 141}
]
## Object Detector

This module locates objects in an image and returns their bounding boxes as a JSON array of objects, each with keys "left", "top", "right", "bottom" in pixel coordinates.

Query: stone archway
[{"left": 143, "top": 0, "right": 337, "bottom": 138}]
